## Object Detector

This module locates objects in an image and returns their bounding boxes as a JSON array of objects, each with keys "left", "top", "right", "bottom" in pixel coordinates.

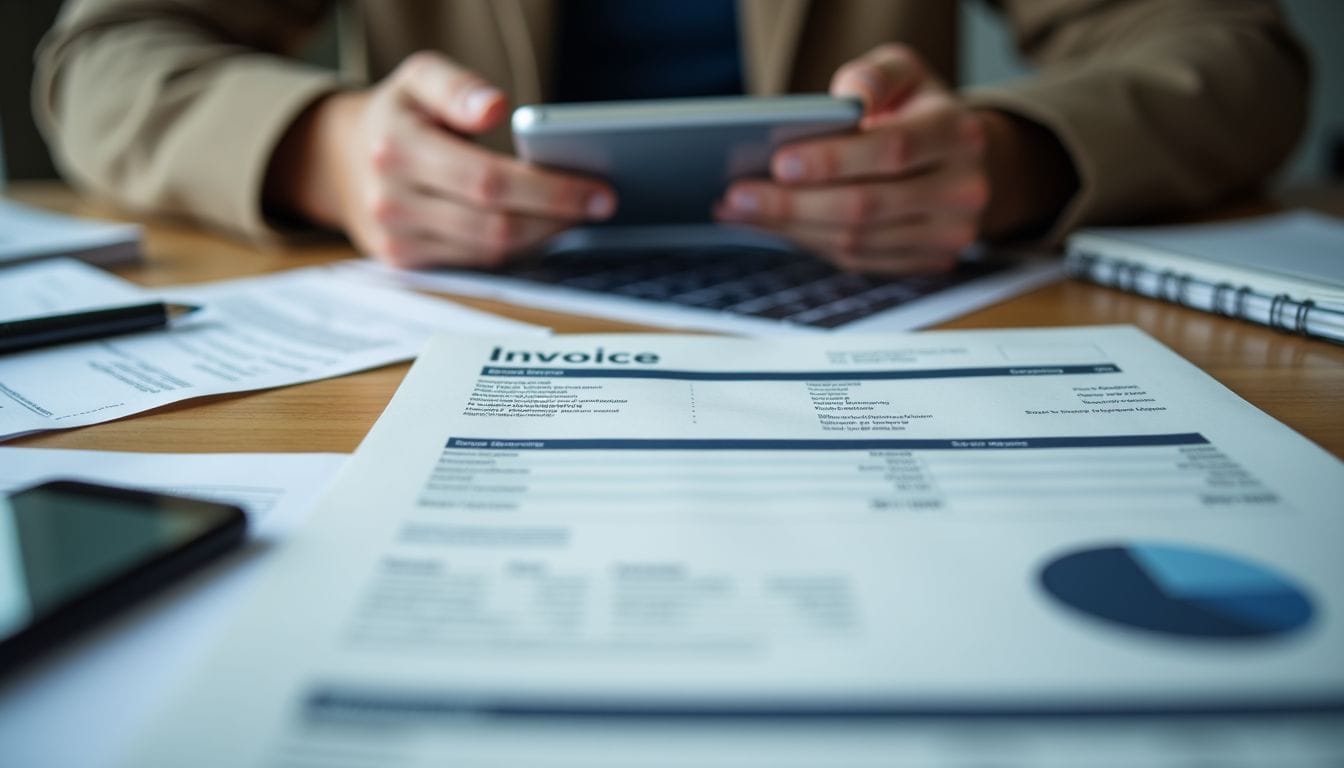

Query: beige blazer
[{"left": 34, "top": 0, "right": 1309, "bottom": 242}]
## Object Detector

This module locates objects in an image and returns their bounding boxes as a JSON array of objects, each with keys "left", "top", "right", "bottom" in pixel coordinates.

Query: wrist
[
  {"left": 263, "top": 90, "right": 367, "bottom": 230},
  {"left": 975, "top": 109, "right": 1078, "bottom": 242}
]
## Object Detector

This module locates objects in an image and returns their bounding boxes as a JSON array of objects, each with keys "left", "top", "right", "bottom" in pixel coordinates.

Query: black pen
[{"left": 0, "top": 302, "right": 202, "bottom": 354}]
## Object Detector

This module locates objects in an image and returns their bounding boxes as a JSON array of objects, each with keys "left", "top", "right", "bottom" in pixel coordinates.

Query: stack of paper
[
  {"left": 0, "top": 199, "right": 140, "bottom": 267},
  {"left": 0, "top": 447, "right": 348, "bottom": 768},
  {"left": 124, "top": 327, "right": 1344, "bottom": 766},
  {"left": 0, "top": 259, "right": 548, "bottom": 441}
]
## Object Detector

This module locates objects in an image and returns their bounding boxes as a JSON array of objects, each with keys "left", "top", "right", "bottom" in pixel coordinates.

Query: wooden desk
[{"left": 8, "top": 181, "right": 1344, "bottom": 458}]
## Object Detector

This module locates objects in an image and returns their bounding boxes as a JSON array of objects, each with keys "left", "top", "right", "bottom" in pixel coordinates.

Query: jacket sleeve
[
  {"left": 33, "top": 0, "right": 341, "bottom": 237},
  {"left": 965, "top": 0, "right": 1310, "bottom": 241}
]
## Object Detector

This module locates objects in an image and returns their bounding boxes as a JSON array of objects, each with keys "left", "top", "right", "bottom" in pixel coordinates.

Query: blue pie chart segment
[{"left": 1041, "top": 543, "right": 1314, "bottom": 639}]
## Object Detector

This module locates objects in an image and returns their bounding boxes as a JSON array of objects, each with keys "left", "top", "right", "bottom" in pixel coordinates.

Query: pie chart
[{"left": 1040, "top": 542, "right": 1314, "bottom": 639}]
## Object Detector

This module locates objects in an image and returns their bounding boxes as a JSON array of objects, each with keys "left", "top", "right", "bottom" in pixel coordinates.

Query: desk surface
[{"left": 8, "top": 181, "right": 1344, "bottom": 459}]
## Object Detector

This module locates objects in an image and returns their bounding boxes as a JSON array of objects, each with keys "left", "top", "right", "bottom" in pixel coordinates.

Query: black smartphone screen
[{"left": 0, "top": 480, "right": 245, "bottom": 669}]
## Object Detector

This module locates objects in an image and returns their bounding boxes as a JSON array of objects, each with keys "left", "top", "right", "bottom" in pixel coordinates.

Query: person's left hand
[{"left": 715, "top": 44, "right": 988, "bottom": 275}]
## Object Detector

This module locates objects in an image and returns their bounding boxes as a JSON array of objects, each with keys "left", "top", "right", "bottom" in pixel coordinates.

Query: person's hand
[
  {"left": 266, "top": 52, "right": 616, "bottom": 268},
  {"left": 715, "top": 44, "right": 989, "bottom": 275}
]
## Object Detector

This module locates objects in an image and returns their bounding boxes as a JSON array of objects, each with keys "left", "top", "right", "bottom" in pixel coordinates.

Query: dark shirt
[{"left": 552, "top": 0, "right": 744, "bottom": 102}]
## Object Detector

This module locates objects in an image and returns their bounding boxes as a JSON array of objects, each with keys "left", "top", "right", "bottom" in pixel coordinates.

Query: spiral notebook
[{"left": 1066, "top": 211, "right": 1344, "bottom": 344}]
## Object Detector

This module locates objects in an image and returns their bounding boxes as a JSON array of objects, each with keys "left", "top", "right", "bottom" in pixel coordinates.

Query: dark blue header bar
[
  {"left": 479, "top": 364, "right": 1121, "bottom": 382},
  {"left": 308, "top": 685, "right": 1343, "bottom": 720},
  {"left": 446, "top": 434, "right": 1207, "bottom": 451}
]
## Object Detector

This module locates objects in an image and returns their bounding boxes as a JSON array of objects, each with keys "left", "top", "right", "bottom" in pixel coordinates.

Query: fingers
[
  {"left": 332, "top": 52, "right": 619, "bottom": 269},
  {"left": 360, "top": 228, "right": 476, "bottom": 271},
  {"left": 722, "top": 167, "right": 987, "bottom": 227},
  {"left": 738, "top": 215, "right": 962, "bottom": 276},
  {"left": 710, "top": 45, "right": 984, "bottom": 275},
  {"left": 363, "top": 183, "right": 573, "bottom": 268},
  {"left": 389, "top": 51, "right": 508, "bottom": 134},
  {"left": 381, "top": 112, "right": 616, "bottom": 220},
  {"left": 826, "top": 249, "right": 959, "bottom": 276},
  {"left": 716, "top": 208, "right": 973, "bottom": 273},
  {"left": 364, "top": 223, "right": 554, "bottom": 271},
  {"left": 716, "top": 168, "right": 984, "bottom": 275},
  {"left": 829, "top": 43, "right": 926, "bottom": 116},
  {"left": 772, "top": 97, "right": 984, "bottom": 184},
  {"left": 776, "top": 216, "right": 973, "bottom": 262}
]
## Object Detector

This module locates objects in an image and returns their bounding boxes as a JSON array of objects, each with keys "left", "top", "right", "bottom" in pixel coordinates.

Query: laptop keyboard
[{"left": 497, "top": 246, "right": 1013, "bottom": 329}]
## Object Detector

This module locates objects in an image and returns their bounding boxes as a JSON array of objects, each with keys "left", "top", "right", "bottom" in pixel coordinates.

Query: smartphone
[
  {"left": 512, "top": 94, "right": 862, "bottom": 227},
  {"left": 0, "top": 479, "right": 246, "bottom": 672}
]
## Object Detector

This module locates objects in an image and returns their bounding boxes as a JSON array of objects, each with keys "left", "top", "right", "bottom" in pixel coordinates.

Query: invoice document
[
  {"left": 126, "top": 327, "right": 1344, "bottom": 767},
  {"left": 0, "top": 260, "right": 546, "bottom": 440},
  {"left": 0, "top": 447, "right": 347, "bottom": 768}
]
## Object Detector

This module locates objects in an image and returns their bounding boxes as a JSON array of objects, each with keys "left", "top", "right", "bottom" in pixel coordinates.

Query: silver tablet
[{"left": 512, "top": 95, "right": 862, "bottom": 227}]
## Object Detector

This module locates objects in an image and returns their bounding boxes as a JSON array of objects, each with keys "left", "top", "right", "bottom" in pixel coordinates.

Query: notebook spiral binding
[{"left": 1068, "top": 251, "right": 1327, "bottom": 340}]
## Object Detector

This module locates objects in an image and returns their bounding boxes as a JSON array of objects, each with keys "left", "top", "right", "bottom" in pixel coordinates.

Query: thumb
[
  {"left": 829, "top": 43, "right": 926, "bottom": 117},
  {"left": 391, "top": 51, "right": 508, "bottom": 134}
]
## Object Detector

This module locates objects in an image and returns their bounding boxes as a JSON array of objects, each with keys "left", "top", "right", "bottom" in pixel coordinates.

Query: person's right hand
[{"left": 266, "top": 52, "right": 616, "bottom": 268}]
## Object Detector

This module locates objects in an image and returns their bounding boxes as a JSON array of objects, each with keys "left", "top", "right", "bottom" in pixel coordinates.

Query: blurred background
[{"left": 1, "top": 0, "right": 1341, "bottom": 188}]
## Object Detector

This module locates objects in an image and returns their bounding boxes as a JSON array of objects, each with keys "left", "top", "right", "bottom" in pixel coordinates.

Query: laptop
[{"left": 347, "top": 225, "right": 1061, "bottom": 335}]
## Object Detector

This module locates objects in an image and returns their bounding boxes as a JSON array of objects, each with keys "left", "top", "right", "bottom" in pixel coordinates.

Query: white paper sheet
[
  {"left": 0, "top": 258, "right": 145, "bottom": 322},
  {"left": 0, "top": 260, "right": 548, "bottom": 440},
  {"left": 0, "top": 447, "right": 348, "bottom": 768},
  {"left": 0, "top": 199, "right": 140, "bottom": 267},
  {"left": 125, "top": 326, "right": 1344, "bottom": 766}
]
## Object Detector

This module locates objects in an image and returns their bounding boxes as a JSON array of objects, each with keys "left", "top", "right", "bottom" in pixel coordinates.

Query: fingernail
[
  {"left": 586, "top": 190, "right": 616, "bottom": 219},
  {"left": 775, "top": 154, "right": 806, "bottom": 182},
  {"left": 859, "top": 71, "right": 886, "bottom": 110},
  {"left": 461, "top": 86, "right": 501, "bottom": 120},
  {"left": 729, "top": 188, "right": 760, "bottom": 215}
]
